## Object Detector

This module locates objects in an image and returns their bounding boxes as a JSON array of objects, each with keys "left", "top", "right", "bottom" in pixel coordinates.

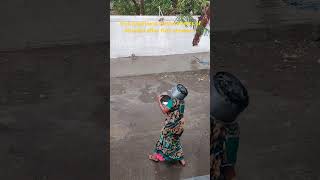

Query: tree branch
[
  {"left": 131, "top": 0, "right": 140, "bottom": 15},
  {"left": 131, "top": 0, "right": 138, "bottom": 6},
  {"left": 140, "top": 0, "right": 145, "bottom": 15},
  {"left": 192, "top": 4, "right": 210, "bottom": 46}
]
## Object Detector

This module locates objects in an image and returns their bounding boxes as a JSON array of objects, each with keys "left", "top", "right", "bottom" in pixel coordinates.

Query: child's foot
[
  {"left": 148, "top": 154, "right": 159, "bottom": 162},
  {"left": 179, "top": 159, "right": 186, "bottom": 166}
]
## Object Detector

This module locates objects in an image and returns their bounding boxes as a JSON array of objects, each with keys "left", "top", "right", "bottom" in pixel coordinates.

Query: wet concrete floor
[
  {"left": 213, "top": 0, "right": 320, "bottom": 31},
  {"left": 110, "top": 70, "right": 210, "bottom": 180},
  {"left": 213, "top": 23, "right": 320, "bottom": 179},
  {"left": 0, "top": 43, "right": 108, "bottom": 179},
  {"left": 111, "top": 52, "right": 210, "bottom": 78}
]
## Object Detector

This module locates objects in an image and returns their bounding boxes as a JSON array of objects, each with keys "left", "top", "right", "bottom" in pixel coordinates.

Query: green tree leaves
[{"left": 111, "top": 0, "right": 208, "bottom": 15}]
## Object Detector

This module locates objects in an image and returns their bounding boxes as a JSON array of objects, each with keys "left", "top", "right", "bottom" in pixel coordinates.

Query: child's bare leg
[{"left": 179, "top": 159, "right": 186, "bottom": 166}]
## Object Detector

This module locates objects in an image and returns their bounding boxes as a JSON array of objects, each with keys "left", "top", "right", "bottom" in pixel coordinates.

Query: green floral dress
[
  {"left": 154, "top": 99, "right": 185, "bottom": 161},
  {"left": 211, "top": 117, "right": 240, "bottom": 180}
]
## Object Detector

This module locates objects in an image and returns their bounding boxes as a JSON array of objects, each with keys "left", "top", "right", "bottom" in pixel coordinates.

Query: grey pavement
[
  {"left": 111, "top": 52, "right": 210, "bottom": 78},
  {"left": 213, "top": 0, "right": 320, "bottom": 31},
  {"left": 0, "top": 44, "right": 108, "bottom": 179},
  {"left": 110, "top": 67, "right": 210, "bottom": 180},
  {"left": 213, "top": 24, "right": 320, "bottom": 179}
]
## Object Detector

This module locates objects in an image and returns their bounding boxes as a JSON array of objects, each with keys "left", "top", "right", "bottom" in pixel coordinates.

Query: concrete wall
[
  {"left": 110, "top": 16, "right": 210, "bottom": 58},
  {"left": 0, "top": 0, "right": 108, "bottom": 51}
]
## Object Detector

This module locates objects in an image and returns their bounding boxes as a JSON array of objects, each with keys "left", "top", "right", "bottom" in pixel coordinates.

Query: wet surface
[
  {"left": 110, "top": 70, "right": 210, "bottom": 179},
  {"left": 0, "top": 44, "right": 108, "bottom": 179},
  {"left": 111, "top": 52, "right": 210, "bottom": 77},
  {"left": 284, "top": 0, "right": 320, "bottom": 11},
  {"left": 0, "top": 1, "right": 108, "bottom": 51},
  {"left": 213, "top": 24, "right": 320, "bottom": 179},
  {"left": 213, "top": 0, "right": 320, "bottom": 31}
]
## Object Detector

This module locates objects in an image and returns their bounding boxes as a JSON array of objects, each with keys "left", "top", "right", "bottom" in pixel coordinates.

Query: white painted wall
[{"left": 110, "top": 16, "right": 210, "bottom": 58}]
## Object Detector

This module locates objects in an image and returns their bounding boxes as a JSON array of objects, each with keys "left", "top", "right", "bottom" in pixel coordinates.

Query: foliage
[
  {"left": 176, "top": 0, "right": 208, "bottom": 15},
  {"left": 111, "top": 0, "right": 208, "bottom": 15},
  {"left": 111, "top": 0, "right": 139, "bottom": 15},
  {"left": 176, "top": 15, "right": 210, "bottom": 35},
  {"left": 175, "top": 0, "right": 210, "bottom": 36},
  {"left": 144, "top": 0, "right": 174, "bottom": 15},
  {"left": 111, "top": 0, "right": 210, "bottom": 36}
]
